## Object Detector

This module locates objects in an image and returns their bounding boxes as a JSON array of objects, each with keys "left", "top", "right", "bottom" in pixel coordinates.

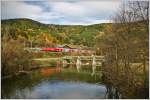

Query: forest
[{"left": 2, "top": 18, "right": 109, "bottom": 47}]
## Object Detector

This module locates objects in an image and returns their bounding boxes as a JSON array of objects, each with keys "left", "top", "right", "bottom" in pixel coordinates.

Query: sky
[{"left": 1, "top": 0, "right": 121, "bottom": 25}]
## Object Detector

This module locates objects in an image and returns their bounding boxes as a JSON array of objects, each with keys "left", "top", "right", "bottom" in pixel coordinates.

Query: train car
[{"left": 41, "top": 47, "right": 63, "bottom": 52}]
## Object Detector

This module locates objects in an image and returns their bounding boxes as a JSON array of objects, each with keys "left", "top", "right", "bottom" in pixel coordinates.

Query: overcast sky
[{"left": 1, "top": 0, "right": 121, "bottom": 25}]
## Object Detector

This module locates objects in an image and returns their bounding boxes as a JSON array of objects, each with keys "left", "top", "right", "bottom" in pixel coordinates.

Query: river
[{"left": 1, "top": 67, "right": 121, "bottom": 99}]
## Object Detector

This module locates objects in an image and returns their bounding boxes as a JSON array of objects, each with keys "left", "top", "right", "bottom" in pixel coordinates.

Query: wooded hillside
[{"left": 2, "top": 18, "right": 110, "bottom": 47}]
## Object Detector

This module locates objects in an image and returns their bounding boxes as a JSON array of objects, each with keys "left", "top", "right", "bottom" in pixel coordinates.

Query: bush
[{"left": 2, "top": 36, "right": 33, "bottom": 77}]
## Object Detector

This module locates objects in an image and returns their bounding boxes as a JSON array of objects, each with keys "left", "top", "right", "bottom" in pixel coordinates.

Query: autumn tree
[
  {"left": 1, "top": 35, "right": 33, "bottom": 77},
  {"left": 99, "top": 1, "right": 149, "bottom": 98}
]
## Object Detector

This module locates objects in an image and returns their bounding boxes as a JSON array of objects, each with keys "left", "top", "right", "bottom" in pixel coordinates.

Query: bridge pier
[
  {"left": 76, "top": 56, "right": 81, "bottom": 72},
  {"left": 91, "top": 55, "right": 96, "bottom": 76},
  {"left": 61, "top": 55, "right": 105, "bottom": 74}
]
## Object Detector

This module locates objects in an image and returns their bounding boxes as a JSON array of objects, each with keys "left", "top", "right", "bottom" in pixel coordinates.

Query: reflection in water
[
  {"left": 2, "top": 79, "right": 107, "bottom": 99},
  {"left": 1, "top": 67, "right": 122, "bottom": 99},
  {"left": 40, "top": 67, "right": 61, "bottom": 77},
  {"left": 105, "top": 85, "right": 122, "bottom": 99}
]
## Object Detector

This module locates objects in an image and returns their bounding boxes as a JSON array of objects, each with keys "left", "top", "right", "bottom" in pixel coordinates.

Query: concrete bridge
[
  {"left": 62, "top": 56, "right": 105, "bottom": 66},
  {"left": 62, "top": 55, "right": 105, "bottom": 76}
]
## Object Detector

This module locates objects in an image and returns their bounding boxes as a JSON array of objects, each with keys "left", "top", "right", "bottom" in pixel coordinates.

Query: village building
[{"left": 57, "top": 44, "right": 80, "bottom": 52}]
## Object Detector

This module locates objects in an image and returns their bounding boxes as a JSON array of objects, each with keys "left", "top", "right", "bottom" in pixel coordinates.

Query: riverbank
[
  {"left": 1, "top": 71, "right": 31, "bottom": 80},
  {"left": 2, "top": 66, "right": 102, "bottom": 83}
]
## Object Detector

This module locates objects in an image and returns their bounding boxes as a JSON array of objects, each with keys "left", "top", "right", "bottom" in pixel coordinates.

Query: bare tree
[{"left": 100, "top": 1, "right": 149, "bottom": 98}]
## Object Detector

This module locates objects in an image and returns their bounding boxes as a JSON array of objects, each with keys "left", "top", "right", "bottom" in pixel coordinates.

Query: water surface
[{"left": 2, "top": 67, "right": 120, "bottom": 99}]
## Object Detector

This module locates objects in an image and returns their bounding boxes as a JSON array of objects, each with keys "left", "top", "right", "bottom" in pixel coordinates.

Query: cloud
[
  {"left": 1, "top": 1, "right": 42, "bottom": 19},
  {"left": 47, "top": 1, "right": 120, "bottom": 19},
  {"left": 1, "top": 0, "right": 120, "bottom": 25}
]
